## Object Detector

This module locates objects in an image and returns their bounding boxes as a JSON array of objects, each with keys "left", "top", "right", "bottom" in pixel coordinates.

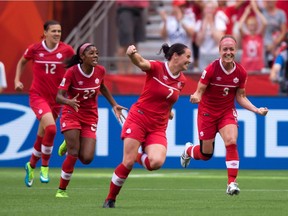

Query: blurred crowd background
[{"left": 0, "top": 0, "right": 287, "bottom": 94}]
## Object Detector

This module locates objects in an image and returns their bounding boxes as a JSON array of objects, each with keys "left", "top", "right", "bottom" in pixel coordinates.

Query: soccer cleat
[
  {"left": 40, "top": 166, "right": 50, "bottom": 183},
  {"left": 180, "top": 142, "right": 193, "bottom": 168},
  {"left": 58, "top": 140, "right": 67, "bottom": 156},
  {"left": 24, "top": 162, "right": 35, "bottom": 187},
  {"left": 103, "top": 199, "right": 116, "bottom": 208},
  {"left": 55, "top": 189, "right": 69, "bottom": 198},
  {"left": 226, "top": 182, "right": 240, "bottom": 196}
]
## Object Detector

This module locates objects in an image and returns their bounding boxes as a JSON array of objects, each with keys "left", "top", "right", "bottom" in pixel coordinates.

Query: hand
[
  {"left": 15, "top": 81, "right": 24, "bottom": 91},
  {"left": 169, "top": 111, "right": 174, "bottom": 120},
  {"left": 68, "top": 93, "right": 80, "bottom": 112},
  {"left": 126, "top": 45, "right": 137, "bottom": 56},
  {"left": 257, "top": 107, "right": 268, "bottom": 116},
  {"left": 190, "top": 94, "right": 200, "bottom": 104},
  {"left": 113, "top": 104, "right": 128, "bottom": 124}
]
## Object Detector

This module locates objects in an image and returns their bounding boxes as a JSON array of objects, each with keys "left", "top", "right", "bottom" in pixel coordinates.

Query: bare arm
[
  {"left": 238, "top": 5, "right": 251, "bottom": 36},
  {"left": 126, "top": 45, "right": 151, "bottom": 71},
  {"left": 250, "top": 0, "right": 267, "bottom": 35},
  {"left": 14, "top": 57, "right": 28, "bottom": 91},
  {"left": 236, "top": 88, "right": 268, "bottom": 115},
  {"left": 190, "top": 81, "right": 207, "bottom": 104},
  {"left": 100, "top": 83, "right": 128, "bottom": 123},
  {"left": 56, "top": 89, "right": 80, "bottom": 112},
  {"left": 269, "top": 63, "right": 281, "bottom": 82},
  {"left": 159, "top": 9, "right": 168, "bottom": 39}
]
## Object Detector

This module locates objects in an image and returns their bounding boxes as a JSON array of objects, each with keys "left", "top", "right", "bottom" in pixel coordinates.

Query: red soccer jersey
[
  {"left": 58, "top": 64, "right": 105, "bottom": 123},
  {"left": 199, "top": 59, "right": 247, "bottom": 114},
  {"left": 24, "top": 40, "right": 74, "bottom": 106},
  {"left": 132, "top": 61, "right": 186, "bottom": 126}
]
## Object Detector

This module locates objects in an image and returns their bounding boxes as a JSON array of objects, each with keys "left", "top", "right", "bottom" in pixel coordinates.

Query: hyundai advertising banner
[{"left": 0, "top": 95, "right": 287, "bottom": 169}]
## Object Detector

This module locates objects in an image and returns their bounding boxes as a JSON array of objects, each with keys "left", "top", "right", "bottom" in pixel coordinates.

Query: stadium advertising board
[{"left": 0, "top": 95, "right": 287, "bottom": 169}]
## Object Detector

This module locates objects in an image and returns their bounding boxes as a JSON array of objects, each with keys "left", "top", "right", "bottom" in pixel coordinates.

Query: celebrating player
[
  {"left": 103, "top": 43, "right": 191, "bottom": 208},
  {"left": 55, "top": 43, "right": 127, "bottom": 198},
  {"left": 180, "top": 35, "right": 268, "bottom": 195}
]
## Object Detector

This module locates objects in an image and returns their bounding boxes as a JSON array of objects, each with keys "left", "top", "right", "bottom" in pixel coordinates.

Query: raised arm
[{"left": 126, "top": 45, "right": 151, "bottom": 71}]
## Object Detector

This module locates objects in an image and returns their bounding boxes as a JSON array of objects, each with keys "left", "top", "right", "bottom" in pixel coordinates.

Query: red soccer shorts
[
  {"left": 121, "top": 108, "right": 167, "bottom": 149},
  {"left": 60, "top": 111, "right": 97, "bottom": 139},
  {"left": 197, "top": 108, "right": 238, "bottom": 140},
  {"left": 29, "top": 93, "right": 60, "bottom": 120}
]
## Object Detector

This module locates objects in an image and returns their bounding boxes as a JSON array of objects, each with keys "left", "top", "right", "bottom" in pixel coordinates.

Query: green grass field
[{"left": 0, "top": 168, "right": 287, "bottom": 216}]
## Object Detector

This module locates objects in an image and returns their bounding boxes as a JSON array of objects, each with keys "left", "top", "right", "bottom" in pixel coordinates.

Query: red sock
[
  {"left": 41, "top": 125, "right": 56, "bottom": 166},
  {"left": 191, "top": 145, "right": 210, "bottom": 160},
  {"left": 106, "top": 163, "right": 131, "bottom": 201},
  {"left": 140, "top": 153, "right": 153, "bottom": 171},
  {"left": 59, "top": 154, "right": 78, "bottom": 190},
  {"left": 29, "top": 135, "right": 43, "bottom": 168},
  {"left": 225, "top": 144, "right": 239, "bottom": 184},
  {"left": 136, "top": 153, "right": 142, "bottom": 165}
]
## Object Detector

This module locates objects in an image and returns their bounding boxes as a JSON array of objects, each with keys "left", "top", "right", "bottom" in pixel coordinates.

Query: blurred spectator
[
  {"left": 262, "top": 0, "right": 287, "bottom": 68},
  {"left": 238, "top": 0, "right": 267, "bottom": 73},
  {"left": 269, "top": 32, "right": 288, "bottom": 95},
  {"left": 187, "top": 1, "right": 205, "bottom": 71},
  {"left": 276, "top": 0, "right": 288, "bottom": 28},
  {"left": 222, "top": 0, "right": 250, "bottom": 46},
  {"left": 195, "top": 0, "right": 226, "bottom": 72},
  {"left": 159, "top": 0, "right": 196, "bottom": 70},
  {"left": 115, "top": 0, "right": 149, "bottom": 74},
  {"left": 0, "top": 61, "right": 7, "bottom": 93}
]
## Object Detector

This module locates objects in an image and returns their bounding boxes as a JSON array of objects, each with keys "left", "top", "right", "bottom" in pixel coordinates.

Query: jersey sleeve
[
  {"left": 199, "top": 62, "right": 214, "bottom": 85},
  {"left": 23, "top": 44, "right": 35, "bottom": 60},
  {"left": 59, "top": 67, "right": 73, "bottom": 91}
]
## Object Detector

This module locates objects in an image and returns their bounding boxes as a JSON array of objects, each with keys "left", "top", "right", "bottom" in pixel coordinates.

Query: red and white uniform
[
  {"left": 58, "top": 64, "right": 105, "bottom": 138},
  {"left": 24, "top": 40, "right": 74, "bottom": 118},
  {"left": 121, "top": 61, "right": 186, "bottom": 147},
  {"left": 198, "top": 59, "right": 247, "bottom": 139}
]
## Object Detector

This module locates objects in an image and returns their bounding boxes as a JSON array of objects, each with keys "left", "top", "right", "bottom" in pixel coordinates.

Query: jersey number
[
  {"left": 223, "top": 87, "right": 229, "bottom": 96},
  {"left": 166, "top": 88, "right": 174, "bottom": 99},
  {"left": 83, "top": 89, "right": 96, "bottom": 99},
  {"left": 45, "top": 63, "right": 56, "bottom": 74}
]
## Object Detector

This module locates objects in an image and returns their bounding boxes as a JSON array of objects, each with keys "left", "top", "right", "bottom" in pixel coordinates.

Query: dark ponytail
[{"left": 158, "top": 43, "right": 188, "bottom": 61}]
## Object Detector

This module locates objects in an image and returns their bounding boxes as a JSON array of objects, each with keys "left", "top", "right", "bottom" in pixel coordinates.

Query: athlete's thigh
[
  {"left": 145, "top": 144, "right": 167, "bottom": 165},
  {"left": 79, "top": 137, "right": 96, "bottom": 159},
  {"left": 64, "top": 129, "right": 81, "bottom": 155}
]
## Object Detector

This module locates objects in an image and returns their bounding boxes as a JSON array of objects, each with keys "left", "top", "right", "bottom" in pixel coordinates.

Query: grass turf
[{"left": 0, "top": 168, "right": 287, "bottom": 216}]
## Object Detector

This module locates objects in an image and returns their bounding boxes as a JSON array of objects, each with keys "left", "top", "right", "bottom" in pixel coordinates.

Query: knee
[
  {"left": 79, "top": 155, "right": 94, "bottom": 165},
  {"left": 45, "top": 124, "right": 57, "bottom": 136},
  {"left": 148, "top": 157, "right": 165, "bottom": 171},
  {"left": 200, "top": 141, "right": 214, "bottom": 161},
  {"left": 123, "top": 155, "right": 137, "bottom": 170}
]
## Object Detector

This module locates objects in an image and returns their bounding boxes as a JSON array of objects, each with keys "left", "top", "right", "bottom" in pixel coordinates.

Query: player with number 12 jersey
[{"left": 24, "top": 40, "right": 74, "bottom": 114}]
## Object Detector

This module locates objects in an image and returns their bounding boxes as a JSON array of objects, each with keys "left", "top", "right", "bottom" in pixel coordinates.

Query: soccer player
[
  {"left": 180, "top": 35, "right": 268, "bottom": 195},
  {"left": 14, "top": 20, "right": 75, "bottom": 187},
  {"left": 55, "top": 43, "right": 127, "bottom": 198},
  {"left": 103, "top": 43, "right": 191, "bottom": 208}
]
